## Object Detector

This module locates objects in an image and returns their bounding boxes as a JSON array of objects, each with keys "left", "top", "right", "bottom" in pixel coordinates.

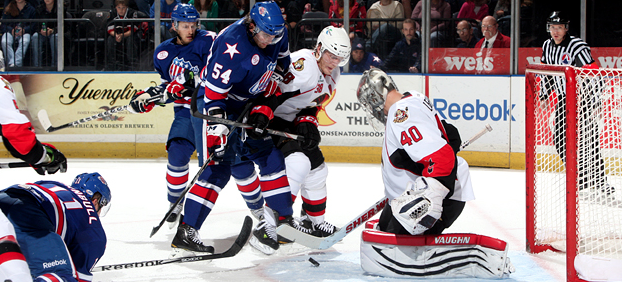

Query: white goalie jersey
[
  {"left": 382, "top": 91, "right": 458, "bottom": 201},
  {"left": 275, "top": 49, "right": 340, "bottom": 121}
]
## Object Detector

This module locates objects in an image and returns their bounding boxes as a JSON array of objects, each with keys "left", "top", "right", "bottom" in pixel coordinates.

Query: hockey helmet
[
  {"left": 71, "top": 172, "right": 112, "bottom": 216},
  {"left": 316, "top": 26, "right": 351, "bottom": 67},
  {"left": 172, "top": 4, "right": 200, "bottom": 27},
  {"left": 250, "top": 1, "right": 285, "bottom": 44},
  {"left": 546, "top": 11, "right": 569, "bottom": 31},
  {"left": 356, "top": 69, "right": 398, "bottom": 125}
]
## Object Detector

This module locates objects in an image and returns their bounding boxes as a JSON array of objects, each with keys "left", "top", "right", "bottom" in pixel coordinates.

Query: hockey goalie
[{"left": 356, "top": 69, "right": 514, "bottom": 279}]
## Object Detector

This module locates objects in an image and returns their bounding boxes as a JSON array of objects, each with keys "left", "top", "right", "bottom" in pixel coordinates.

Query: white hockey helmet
[
  {"left": 356, "top": 69, "right": 398, "bottom": 125},
  {"left": 316, "top": 26, "right": 351, "bottom": 67}
]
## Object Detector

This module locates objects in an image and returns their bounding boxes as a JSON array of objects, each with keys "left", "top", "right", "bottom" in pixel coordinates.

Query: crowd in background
[{"left": 0, "top": 0, "right": 618, "bottom": 72}]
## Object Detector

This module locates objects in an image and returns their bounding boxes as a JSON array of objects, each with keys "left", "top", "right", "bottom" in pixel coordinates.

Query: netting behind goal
[{"left": 525, "top": 64, "right": 622, "bottom": 282}]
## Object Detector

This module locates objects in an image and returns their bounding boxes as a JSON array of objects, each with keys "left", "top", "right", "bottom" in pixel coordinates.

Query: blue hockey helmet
[
  {"left": 71, "top": 172, "right": 112, "bottom": 216},
  {"left": 250, "top": 1, "right": 285, "bottom": 44},
  {"left": 172, "top": 3, "right": 200, "bottom": 26}
]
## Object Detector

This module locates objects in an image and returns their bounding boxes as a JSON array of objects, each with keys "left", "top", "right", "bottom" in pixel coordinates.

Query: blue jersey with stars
[
  {"left": 154, "top": 29, "right": 216, "bottom": 92},
  {"left": 200, "top": 18, "right": 290, "bottom": 116}
]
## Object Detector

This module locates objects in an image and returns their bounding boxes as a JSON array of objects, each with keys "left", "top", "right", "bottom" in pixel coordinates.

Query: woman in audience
[{"left": 1, "top": 0, "right": 36, "bottom": 67}]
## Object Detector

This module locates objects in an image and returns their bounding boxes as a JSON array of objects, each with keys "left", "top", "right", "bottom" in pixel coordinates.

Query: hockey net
[{"left": 525, "top": 64, "right": 622, "bottom": 282}]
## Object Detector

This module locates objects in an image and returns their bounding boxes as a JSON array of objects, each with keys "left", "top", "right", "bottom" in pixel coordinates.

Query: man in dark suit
[{"left": 474, "top": 16, "right": 510, "bottom": 49}]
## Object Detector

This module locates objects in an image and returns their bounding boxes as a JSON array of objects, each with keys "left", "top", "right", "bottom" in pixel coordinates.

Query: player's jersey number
[
  {"left": 401, "top": 126, "right": 423, "bottom": 146},
  {"left": 211, "top": 63, "right": 232, "bottom": 84}
]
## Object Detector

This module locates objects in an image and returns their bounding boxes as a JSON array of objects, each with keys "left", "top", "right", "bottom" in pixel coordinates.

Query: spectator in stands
[
  {"left": 457, "top": 0, "right": 488, "bottom": 22},
  {"left": 135, "top": 0, "right": 154, "bottom": 15},
  {"left": 274, "top": 0, "right": 304, "bottom": 28},
  {"left": 367, "top": 0, "right": 403, "bottom": 59},
  {"left": 348, "top": 37, "right": 382, "bottom": 73},
  {"left": 150, "top": 0, "right": 181, "bottom": 41},
  {"left": 367, "top": 0, "right": 403, "bottom": 33},
  {"left": 106, "top": 0, "right": 141, "bottom": 71},
  {"left": 1, "top": 0, "right": 35, "bottom": 68},
  {"left": 329, "top": 0, "right": 366, "bottom": 39},
  {"left": 30, "top": 0, "right": 57, "bottom": 67},
  {"left": 412, "top": 0, "right": 451, "bottom": 47},
  {"left": 493, "top": 0, "right": 509, "bottom": 19},
  {"left": 190, "top": 0, "right": 219, "bottom": 32},
  {"left": 456, "top": 20, "right": 479, "bottom": 48},
  {"left": 381, "top": 18, "right": 420, "bottom": 73},
  {"left": 474, "top": 15, "right": 510, "bottom": 49}
]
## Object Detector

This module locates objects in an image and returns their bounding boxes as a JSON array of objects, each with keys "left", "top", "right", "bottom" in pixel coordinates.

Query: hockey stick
[
  {"left": 150, "top": 94, "right": 254, "bottom": 238},
  {"left": 460, "top": 124, "right": 493, "bottom": 150},
  {"left": 277, "top": 197, "right": 389, "bottom": 250},
  {"left": 0, "top": 162, "right": 30, "bottom": 169},
  {"left": 96, "top": 216, "right": 252, "bottom": 272},
  {"left": 37, "top": 94, "right": 165, "bottom": 132},
  {"left": 190, "top": 85, "right": 304, "bottom": 141}
]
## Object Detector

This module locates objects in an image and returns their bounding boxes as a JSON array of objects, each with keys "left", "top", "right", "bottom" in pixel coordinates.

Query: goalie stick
[
  {"left": 189, "top": 85, "right": 304, "bottom": 141},
  {"left": 277, "top": 197, "right": 389, "bottom": 250},
  {"left": 460, "top": 124, "right": 493, "bottom": 150},
  {"left": 96, "top": 216, "right": 252, "bottom": 272},
  {"left": 37, "top": 94, "right": 167, "bottom": 132}
]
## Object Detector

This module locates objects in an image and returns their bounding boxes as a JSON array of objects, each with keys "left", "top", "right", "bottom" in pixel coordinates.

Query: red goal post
[{"left": 525, "top": 64, "right": 622, "bottom": 282}]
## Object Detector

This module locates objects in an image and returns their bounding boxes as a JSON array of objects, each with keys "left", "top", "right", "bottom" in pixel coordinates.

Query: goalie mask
[{"left": 356, "top": 69, "right": 398, "bottom": 127}]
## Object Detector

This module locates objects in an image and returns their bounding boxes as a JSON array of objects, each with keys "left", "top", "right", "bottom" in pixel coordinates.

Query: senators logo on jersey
[
  {"left": 293, "top": 58, "right": 305, "bottom": 71},
  {"left": 393, "top": 107, "right": 409, "bottom": 123}
]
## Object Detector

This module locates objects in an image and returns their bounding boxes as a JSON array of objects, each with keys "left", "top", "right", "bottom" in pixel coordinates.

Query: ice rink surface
[{"left": 0, "top": 159, "right": 568, "bottom": 282}]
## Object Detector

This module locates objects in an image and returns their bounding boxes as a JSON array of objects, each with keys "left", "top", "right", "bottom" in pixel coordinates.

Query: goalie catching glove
[
  {"left": 165, "top": 69, "right": 197, "bottom": 101},
  {"left": 128, "top": 86, "right": 164, "bottom": 114},
  {"left": 295, "top": 115, "right": 320, "bottom": 150},
  {"left": 32, "top": 143, "right": 67, "bottom": 175},
  {"left": 391, "top": 177, "right": 449, "bottom": 235}
]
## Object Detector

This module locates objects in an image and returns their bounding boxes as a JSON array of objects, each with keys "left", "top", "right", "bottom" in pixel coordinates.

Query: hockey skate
[
  {"left": 171, "top": 222, "right": 214, "bottom": 258},
  {"left": 249, "top": 219, "right": 280, "bottom": 255},
  {"left": 299, "top": 214, "right": 338, "bottom": 237},
  {"left": 167, "top": 203, "right": 183, "bottom": 229}
]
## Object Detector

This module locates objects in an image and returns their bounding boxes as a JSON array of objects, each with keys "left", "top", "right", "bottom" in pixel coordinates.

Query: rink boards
[{"left": 0, "top": 73, "right": 526, "bottom": 169}]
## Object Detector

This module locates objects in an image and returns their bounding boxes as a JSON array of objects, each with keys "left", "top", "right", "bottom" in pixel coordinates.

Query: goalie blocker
[{"left": 361, "top": 219, "right": 514, "bottom": 279}]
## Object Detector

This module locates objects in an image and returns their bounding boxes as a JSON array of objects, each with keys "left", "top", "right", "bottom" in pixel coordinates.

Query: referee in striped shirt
[{"left": 540, "top": 11, "right": 614, "bottom": 195}]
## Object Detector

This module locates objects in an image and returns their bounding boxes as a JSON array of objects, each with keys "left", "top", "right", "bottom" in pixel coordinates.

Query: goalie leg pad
[
  {"left": 391, "top": 177, "right": 450, "bottom": 235},
  {"left": 360, "top": 229, "right": 515, "bottom": 279}
]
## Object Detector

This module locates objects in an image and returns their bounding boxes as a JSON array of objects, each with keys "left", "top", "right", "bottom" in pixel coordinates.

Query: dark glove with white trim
[
  {"left": 295, "top": 115, "right": 320, "bottom": 150},
  {"left": 128, "top": 86, "right": 163, "bottom": 114},
  {"left": 246, "top": 105, "right": 273, "bottom": 140},
  {"left": 32, "top": 143, "right": 67, "bottom": 175}
]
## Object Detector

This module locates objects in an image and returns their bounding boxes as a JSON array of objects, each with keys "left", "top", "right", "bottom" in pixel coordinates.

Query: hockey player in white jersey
[
  {"left": 237, "top": 26, "right": 351, "bottom": 238},
  {"left": 355, "top": 69, "right": 513, "bottom": 279}
]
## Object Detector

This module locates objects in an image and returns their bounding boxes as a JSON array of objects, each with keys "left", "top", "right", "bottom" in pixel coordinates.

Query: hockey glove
[
  {"left": 246, "top": 105, "right": 273, "bottom": 140},
  {"left": 32, "top": 143, "right": 67, "bottom": 175},
  {"left": 390, "top": 177, "right": 449, "bottom": 235},
  {"left": 271, "top": 62, "right": 289, "bottom": 83},
  {"left": 205, "top": 107, "right": 229, "bottom": 163},
  {"left": 128, "top": 86, "right": 163, "bottom": 113},
  {"left": 165, "top": 69, "right": 196, "bottom": 101},
  {"left": 295, "top": 115, "right": 320, "bottom": 150}
]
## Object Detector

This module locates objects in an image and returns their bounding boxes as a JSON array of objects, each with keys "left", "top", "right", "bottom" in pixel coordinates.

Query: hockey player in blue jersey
[
  {"left": 178, "top": 0, "right": 297, "bottom": 255},
  {"left": 0, "top": 172, "right": 111, "bottom": 282},
  {"left": 126, "top": 4, "right": 219, "bottom": 255}
]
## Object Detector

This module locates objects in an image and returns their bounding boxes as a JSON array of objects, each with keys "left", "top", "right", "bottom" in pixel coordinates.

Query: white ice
[{"left": 0, "top": 159, "right": 567, "bottom": 282}]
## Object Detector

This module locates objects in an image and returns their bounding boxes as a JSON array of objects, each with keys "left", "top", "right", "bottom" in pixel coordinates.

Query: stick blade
[{"left": 37, "top": 109, "right": 53, "bottom": 132}]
